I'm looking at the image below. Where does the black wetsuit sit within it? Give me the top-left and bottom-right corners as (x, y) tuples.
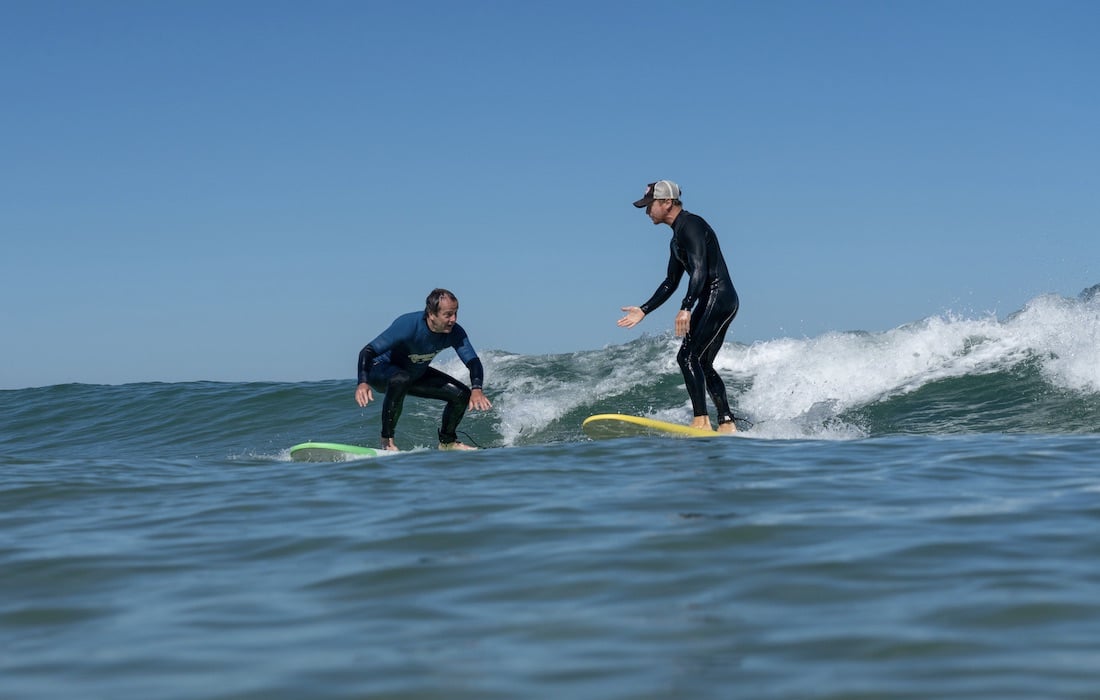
(639, 210), (739, 424)
(357, 311), (484, 444)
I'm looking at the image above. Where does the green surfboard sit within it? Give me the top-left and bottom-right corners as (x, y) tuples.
(289, 442), (381, 462)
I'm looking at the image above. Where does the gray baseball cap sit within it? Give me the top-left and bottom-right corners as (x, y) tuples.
(633, 180), (681, 208)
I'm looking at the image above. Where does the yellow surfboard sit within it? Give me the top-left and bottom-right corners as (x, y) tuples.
(581, 413), (722, 440)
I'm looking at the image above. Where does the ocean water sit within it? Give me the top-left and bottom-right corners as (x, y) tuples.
(3, 288), (1100, 699)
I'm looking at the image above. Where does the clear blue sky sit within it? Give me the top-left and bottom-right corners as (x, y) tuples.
(3, 1), (1098, 389)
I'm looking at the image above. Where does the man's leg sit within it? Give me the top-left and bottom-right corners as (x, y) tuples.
(374, 368), (411, 450)
(701, 312), (737, 431)
(676, 340), (712, 429)
(407, 367), (473, 447)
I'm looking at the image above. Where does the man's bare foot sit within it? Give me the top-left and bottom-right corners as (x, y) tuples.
(380, 438), (399, 452)
(716, 421), (737, 434)
(438, 441), (477, 451)
(690, 416), (714, 431)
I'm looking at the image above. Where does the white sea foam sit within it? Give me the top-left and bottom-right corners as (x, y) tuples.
(726, 287), (1100, 438)
(1005, 292), (1100, 392)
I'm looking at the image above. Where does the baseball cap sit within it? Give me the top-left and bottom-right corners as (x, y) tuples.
(633, 180), (681, 208)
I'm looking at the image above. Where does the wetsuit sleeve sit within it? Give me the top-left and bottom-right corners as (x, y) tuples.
(451, 325), (484, 390)
(357, 345), (378, 384)
(677, 218), (711, 311)
(465, 358), (485, 391)
(639, 250), (685, 314)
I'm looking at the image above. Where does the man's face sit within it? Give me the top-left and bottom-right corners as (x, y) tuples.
(427, 297), (458, 333)
(647, 198), (672, 224)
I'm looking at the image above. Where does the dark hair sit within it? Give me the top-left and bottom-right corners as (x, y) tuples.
(425, 288), (458, 315)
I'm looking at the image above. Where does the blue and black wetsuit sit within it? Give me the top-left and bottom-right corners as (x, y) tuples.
(639, 210), (739, 424)
(357, 311), (485, 444)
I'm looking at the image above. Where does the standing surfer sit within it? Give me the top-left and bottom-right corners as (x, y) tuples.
(618, 180), (740, 433)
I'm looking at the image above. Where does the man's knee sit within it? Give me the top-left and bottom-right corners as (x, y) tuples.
(451, 383), (472, 406)
(677, 345), (699, 369)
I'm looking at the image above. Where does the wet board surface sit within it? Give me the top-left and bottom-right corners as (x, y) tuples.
(581, 414), (723, 440)
(289, 442), (381, 462)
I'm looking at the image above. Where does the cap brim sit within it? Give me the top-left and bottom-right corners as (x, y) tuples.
(633, 196), (653, 208)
